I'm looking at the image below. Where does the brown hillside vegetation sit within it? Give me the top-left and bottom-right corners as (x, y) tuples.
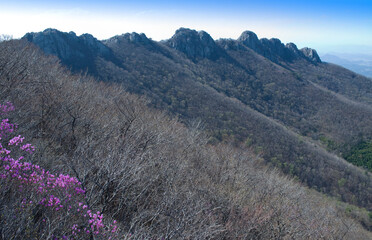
(1, 39), (372, 239)
(22, 28), (372, 209)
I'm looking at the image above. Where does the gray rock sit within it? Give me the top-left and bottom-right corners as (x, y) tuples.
(24, 28), (111, 58)
(301, 47), (321, 63)
(165, 28), (219, 60)
(23, 28), (113, 73)
(286, 42), (299, 53)
(216, 38), (245, 51)
(105, 32), (151, 45)
(259, 38), (294, 62)
(238, 31), (261, 51)
(236, 30), (321, 63)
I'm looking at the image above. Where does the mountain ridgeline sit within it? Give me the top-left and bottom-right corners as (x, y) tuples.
(23, 28), (372, 209)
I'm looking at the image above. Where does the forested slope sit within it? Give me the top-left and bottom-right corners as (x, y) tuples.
(22, 28), (372, 210)
(1, 37), (372, 239)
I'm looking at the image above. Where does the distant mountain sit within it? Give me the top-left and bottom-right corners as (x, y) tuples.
(23, 28), (372, 209)
(322, 53), (372, 78)
(23, 28), (118, 75)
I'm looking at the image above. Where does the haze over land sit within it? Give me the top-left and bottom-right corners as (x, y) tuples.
(321, 52), (372, 78)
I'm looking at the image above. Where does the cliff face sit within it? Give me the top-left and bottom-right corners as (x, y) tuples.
(236, 30), (320, 63)
(23, 27), (321, 71)
(163, 28), (321, 63)
(164, 28), (220, 60)
(23, 28), (114, 73)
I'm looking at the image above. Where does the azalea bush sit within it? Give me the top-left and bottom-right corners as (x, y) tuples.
(0, 102), (119, 239)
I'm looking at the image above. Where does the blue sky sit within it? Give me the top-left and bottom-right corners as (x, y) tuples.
(1, 0), (371, 54)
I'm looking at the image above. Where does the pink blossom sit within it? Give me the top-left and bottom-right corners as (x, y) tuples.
(1, 102), (119, 238)
(8, 135), (24, 146)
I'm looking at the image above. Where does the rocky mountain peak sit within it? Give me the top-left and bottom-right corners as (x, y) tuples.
(268, 38), (283, 48)
(105, 32), (151, 45)
(129, 33), (149, 43)
(165, 28), (219, 60)
(23, 28), (110, 58)
(23, 29), (113, 73)
(238, 31), (260, 51)
(236, 30), (321, 63)
(300, 47), (321, 63)
(24, 29), (78, 58)
(286, 42), (299, 52)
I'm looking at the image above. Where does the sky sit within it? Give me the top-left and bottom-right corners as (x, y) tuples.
(1, 0), (372, 54)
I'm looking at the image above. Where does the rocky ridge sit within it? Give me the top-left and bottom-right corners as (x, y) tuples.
(234, 30), (320, 63)
(23, 27), (321, 65)
(23, 28), (114, 73)
(164, 28), (220, 60)
(104, 32), (152, 45)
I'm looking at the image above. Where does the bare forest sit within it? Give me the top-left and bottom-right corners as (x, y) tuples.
(0, 37), (371, 239)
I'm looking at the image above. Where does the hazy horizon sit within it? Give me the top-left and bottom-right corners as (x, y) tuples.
(1, 0), (372, 54)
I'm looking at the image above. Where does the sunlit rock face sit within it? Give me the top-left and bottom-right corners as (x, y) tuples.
(165, 28), (220, 60)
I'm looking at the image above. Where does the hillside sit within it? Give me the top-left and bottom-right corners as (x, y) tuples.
(22, 28), (372, 210)
(1, 36), (372, 239)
